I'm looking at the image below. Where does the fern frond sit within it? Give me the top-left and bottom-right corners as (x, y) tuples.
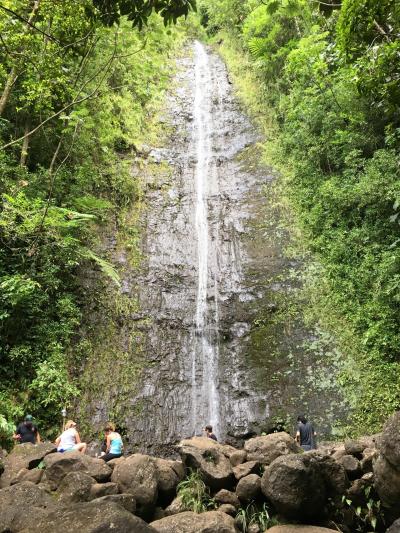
(80, 248), (121, 287)
(248, 37), (267, 59)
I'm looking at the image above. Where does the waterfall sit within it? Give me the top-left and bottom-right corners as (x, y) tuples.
(191, 41), (220, 437)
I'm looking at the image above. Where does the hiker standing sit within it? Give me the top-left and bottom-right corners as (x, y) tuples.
(296, 415), (316, 451)
(13, 414), (41, 444)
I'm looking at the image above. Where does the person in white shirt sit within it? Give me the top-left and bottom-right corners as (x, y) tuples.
(55, 420), (87, 453)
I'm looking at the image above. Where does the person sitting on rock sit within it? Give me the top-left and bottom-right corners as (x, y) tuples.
(101, 422), (123, 462)
(55, 420), (87, 453)
(13, 414), (41, 444)
(296, 415), (316, 451)
(203, 424), (217, 441)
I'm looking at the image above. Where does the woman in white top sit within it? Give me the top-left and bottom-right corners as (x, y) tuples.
(55, 420), (87, 453)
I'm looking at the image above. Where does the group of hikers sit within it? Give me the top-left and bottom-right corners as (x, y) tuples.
(13, 414), (316, 457)
(13, 415), (123, 462)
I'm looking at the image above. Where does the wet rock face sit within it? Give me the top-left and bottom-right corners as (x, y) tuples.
(83, 42), (345, 452)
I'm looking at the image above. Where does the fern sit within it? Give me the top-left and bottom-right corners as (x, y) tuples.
(80, 249), (121, 287)
(248, 37), (267, 59)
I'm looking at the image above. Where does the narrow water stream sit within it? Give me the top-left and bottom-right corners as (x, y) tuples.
(192, 41), (220, 435)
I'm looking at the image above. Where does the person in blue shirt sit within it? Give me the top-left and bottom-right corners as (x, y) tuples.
(101, 422), (123, 462)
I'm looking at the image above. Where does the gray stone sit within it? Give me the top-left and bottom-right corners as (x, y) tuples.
(214, 488), (240, 508)
(229, 449), (247, 467)
(236, 473), (261, 503)
(0, 442), (56, 488)
(244, 433), (300, 465)
(178, 438), (234, 490)
(92, 493), (136, 514)
(386, 518), (400, 532)
(380, 412), (400, 470)
(89, 481), (119, 499)
(374, 455), (400, 512)
(164, 495), (186, 516)
(218, 503), (237, 516)
(43, 452), (111, 489)
(344, 440), (366, 457)
(261, 454), (326, 520)
(19, 501), (156, 532)
(150, 510), (237, 532)
(57, 471), (96, 503)
(0, 481), (58, 532)
(111, 453), (158, 516)
(338, 454), (361, 479)
(233, 460), (259, 480)
(267, 527), (339, 533)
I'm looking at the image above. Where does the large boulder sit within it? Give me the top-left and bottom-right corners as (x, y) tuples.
(89, 481), (119, 500)
(111, 453), (158, 517)
(378, 412), (400, 469)
(233, 460), (259, 480)
(244, 433), (300, 465)
(178, 438), (234, 490)
(57, 471), (96, 503)
(93, 493), (136, 514)
(214, 488), (240, 508)
(18, 501), (157, 533)
(0, 442), (56, 488)
(374, 456), (400, 511)
(154, 458), (185, 503)
(261, 453), (347, 520)
(43, 451), (111, 489)
(236, 473), (261, 503)
(150, 510), (237, 532)
(374, 411), (400, 519)
(338, 455), (360, 479)
(0, 481), (58, 532)
(387, 518), (400, 532)
(267, 527), (339, 533)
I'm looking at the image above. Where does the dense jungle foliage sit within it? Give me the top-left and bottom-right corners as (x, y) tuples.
(0, 0), (193, 444)
(199, 0), (400, 434)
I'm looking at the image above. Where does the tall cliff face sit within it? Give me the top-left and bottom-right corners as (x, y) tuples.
(78, 42), (345, 453)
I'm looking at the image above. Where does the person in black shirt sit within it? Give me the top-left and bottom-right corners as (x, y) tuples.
(295, 415), (316, 451)
(203, 424), (217, 441)
(13, 414), (41, 444)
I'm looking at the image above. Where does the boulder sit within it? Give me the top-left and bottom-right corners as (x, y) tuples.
(360, 448), (377, 474)
(374, 455), (400, 512)
(387, 518), (400, 532)
(0, 442), (56, 487)
(179, 438), (234, 490)
(261, 453), (346, 520)
(93, 493), (136, 514)
(331, 446), (346, 462)
(344, 440), (365, 457)
(219, 503), (237, 516)
(229, 449), (247, 467)
(347, 472), (374, 506)
(155, 458), (184, 502)
(111, 453), (158, 516)
(244, 433), (300, 465)
(0, 481), (58, 532)
(214, 488), (240, 508)
(150, 510), (237, 532)
(338, 455), (361, 479)
(233, 460), (260, 480)
(267, 527), (339, 533)
(89, 481), (119, 499)
(57, 471), (96, 504)
(236, 473), (261, 503)
(107, 456), (126, 470)
(379, 412), (400, 469)
(164, 495), (186, 516)
(43, 452), (111, 489)
(18, 500), (156, 533)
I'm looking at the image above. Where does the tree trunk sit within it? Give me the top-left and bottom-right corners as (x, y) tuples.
(0, 0), (41, 116)
(20, 119), (31, 166)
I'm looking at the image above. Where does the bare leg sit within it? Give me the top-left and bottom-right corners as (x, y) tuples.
(75, 442), (87, 454)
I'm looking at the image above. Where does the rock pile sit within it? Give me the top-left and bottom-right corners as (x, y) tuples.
(0, 415), (399, 533)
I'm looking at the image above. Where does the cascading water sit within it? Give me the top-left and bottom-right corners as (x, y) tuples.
(191, 41), (220, 436)
(85, 39), (337, 455)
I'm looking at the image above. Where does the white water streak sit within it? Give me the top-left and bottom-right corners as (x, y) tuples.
(191, 41), (220, 437)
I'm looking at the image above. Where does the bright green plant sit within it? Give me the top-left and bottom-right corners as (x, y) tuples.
(176, 469), (216, 513)
(236, 502), (279, 532)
